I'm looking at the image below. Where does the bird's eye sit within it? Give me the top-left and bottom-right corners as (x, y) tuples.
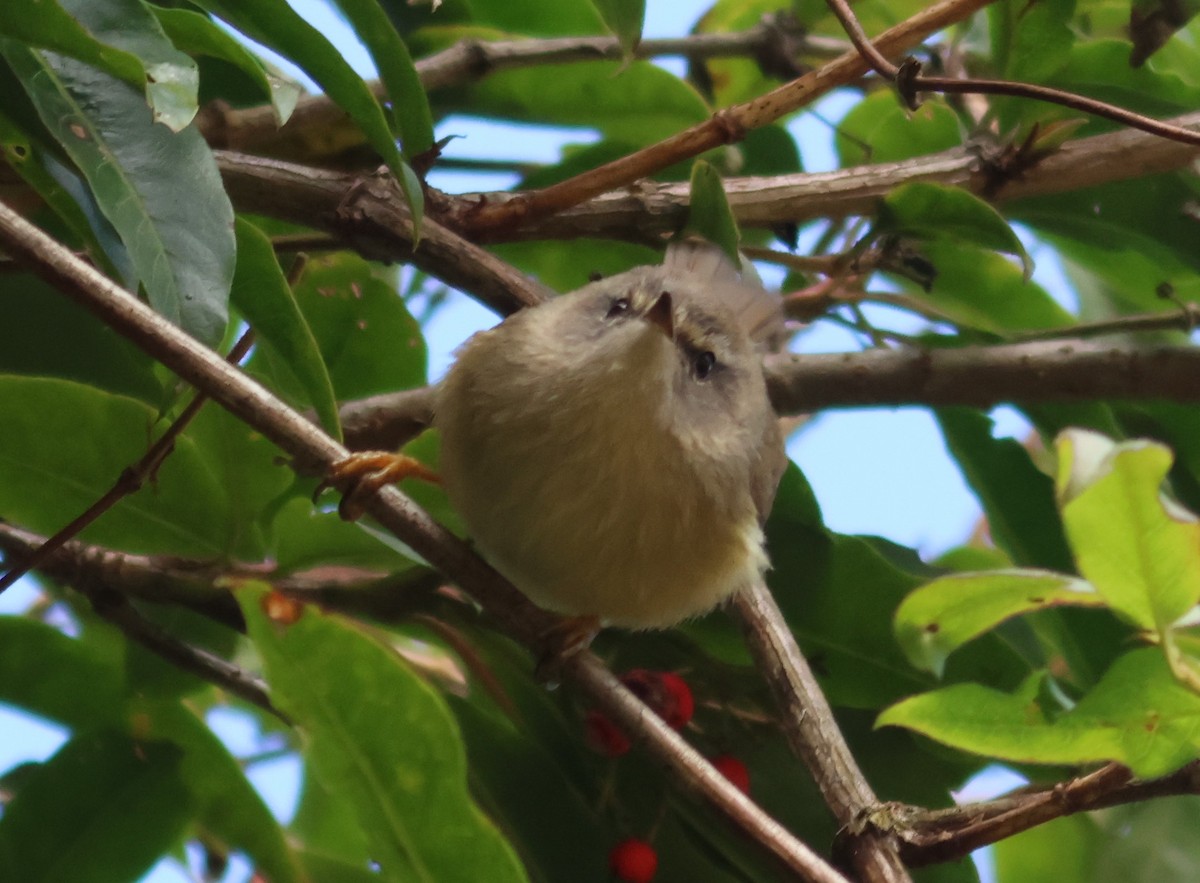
(693, 350), (716, 380)
(606, 297), (631, 319)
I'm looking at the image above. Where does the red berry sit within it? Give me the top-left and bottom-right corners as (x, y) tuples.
(658, 672), (694, 730)
(609, 838), (658, 883)
(584, 710), (630, 757)
(619, 670), (694, 730)
(711, 754), (751, 795)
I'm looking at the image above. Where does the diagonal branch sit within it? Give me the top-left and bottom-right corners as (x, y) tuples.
(198, 16), (848, 161)
(0, 199), (850, 883)
(451, 0), (995, 236)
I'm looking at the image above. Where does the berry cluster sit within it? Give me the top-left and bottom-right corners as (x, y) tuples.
(587, 669), (753, 881)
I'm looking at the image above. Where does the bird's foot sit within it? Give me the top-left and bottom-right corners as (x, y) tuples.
(534, 614), (601, 685)
(319, 451), (440, 520)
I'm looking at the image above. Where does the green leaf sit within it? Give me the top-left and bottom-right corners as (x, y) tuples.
(328, 0), (433, 155)
(836, 92), (963, 167)
(139, 703), (304, 883)
(0, 730), (192, 883)
(896, 239), (1071, 334)
(0, 0), (145, 88)
(995, 815), (1101, 883)
(1055, 429), (1200, 631)
(992, 0), (1076, 82)
(247, 252), (427, 402)
(590, 0), (645, 54)
(55, 0), (200, 132)
(239, 585), (530, 883)
(684, 159), (740, 262)
(188, 0), (420, 224)
(0, 618), (125, 728)
(3, 43), (233, 345)
(880, 648), (1200, 776)
(152, 6), (300, 125)
(937, 407), (1073, 571)
(894, 569), (1103, 675)
(0, 375), (237, 557)
(0, 272), (161, 403)
(232, 219), (341, 440)
(877, 182), (1033, 279)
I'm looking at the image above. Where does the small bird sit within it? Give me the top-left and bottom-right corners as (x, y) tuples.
(434, 242), (786, 629)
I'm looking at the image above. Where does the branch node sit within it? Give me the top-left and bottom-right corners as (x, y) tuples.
(894, 56), (923, 110)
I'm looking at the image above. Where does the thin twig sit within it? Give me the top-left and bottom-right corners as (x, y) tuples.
(0, 199), (849, 883)
(453, 0), (994, 236)
(197, 17), (847, 158)
(822, 0), (1200, 147)
(84, 584), (283, 720)
(889, 761), (1200, 865)
(0, 328), (257, 596)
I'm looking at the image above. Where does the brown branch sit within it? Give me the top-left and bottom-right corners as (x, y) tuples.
(735, 583), (911, 883)
(824, 0), (1200, 147)
(216, 153), (548, 315)
(452, 0), (994, 237)
(213, 107), (1200, 285)
(339, 386), (436, 452)
(80, 582), (281, 720)
(198, 17), (848, 160)
(333, 339), (1200, 451)
(913, 74), (1200, 147)
(479, 109), (1200, 243)
(0, 200), (849, 883)
(891, 760), (1200, 865)
(764, 340), (1200, 413)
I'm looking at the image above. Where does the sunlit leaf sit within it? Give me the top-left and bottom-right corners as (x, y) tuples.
(894, 569), (1102, 675)
(1055, 430), (1200, 632)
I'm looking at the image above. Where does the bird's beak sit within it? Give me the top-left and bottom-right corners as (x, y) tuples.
(642, 291), (674, 340)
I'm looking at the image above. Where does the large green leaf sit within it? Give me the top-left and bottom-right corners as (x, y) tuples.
(1055, 430), (1200, 632)
(836, 92), (963, 167)
(248, 252), (427, 402)
(0, 375), (236, 557)
(894, 569), (1102, 675)
(55, 0), (199, 132)
(239, 585), (530, 883)
(3, 43), (233, 345)
(0, 0), (145, 87)
(895, 240), (1071, 333)
(0, 729), (193, 883)
(0, 618), (125, 729)
(2, 0), (197, 130)
(879, 648), (1200, 776)
(139, 703), (304, 883)
(0, 273), (161, 403)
